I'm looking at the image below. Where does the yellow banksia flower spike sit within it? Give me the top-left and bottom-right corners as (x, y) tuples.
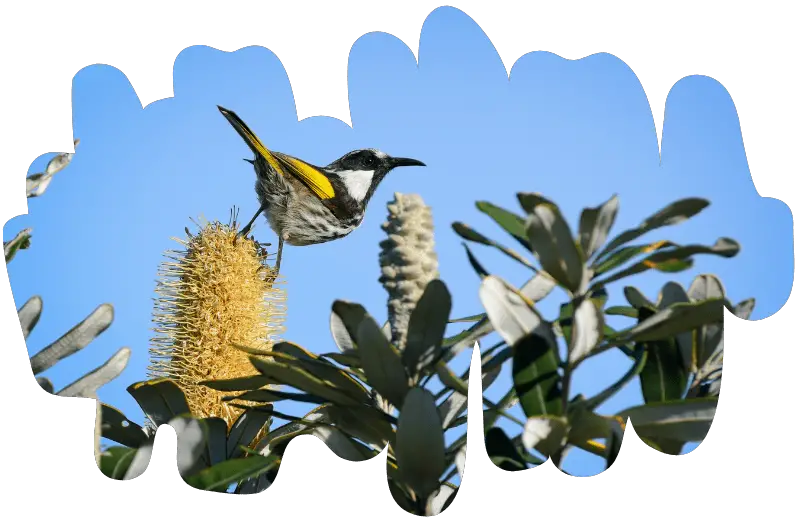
(148, 210), (286, 429)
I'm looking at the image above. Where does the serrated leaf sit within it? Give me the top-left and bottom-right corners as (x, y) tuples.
(395, 387), (446, 498)
(57, 347), (131, 398)
(579, 194), (620, 259)
(595, 198), (710, 261)
(356, 316), (409, 409)
(29, 303), (114, 375)
(404, 279), (452, 375)
(485, 426), (527, 471)
(17, 295), (43, 339)
(525, 204), (587, 293)
(127, 379), (191, 427)
(185, 454), (279, 492)
(330, 300), (368, 352)
(512, 332), (562, 418)
(618, 398), (717, 442)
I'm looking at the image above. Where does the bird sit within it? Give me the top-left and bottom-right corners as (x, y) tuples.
(217, 105), (426, 277)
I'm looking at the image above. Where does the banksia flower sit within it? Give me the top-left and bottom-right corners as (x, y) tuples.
(148, 212), (286, 428)
(378, 192), (439, 351)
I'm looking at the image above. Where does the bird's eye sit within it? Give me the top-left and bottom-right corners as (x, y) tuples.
(365, 154), (376, 166)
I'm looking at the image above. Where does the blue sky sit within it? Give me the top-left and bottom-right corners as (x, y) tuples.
(4, 6), (793, 480)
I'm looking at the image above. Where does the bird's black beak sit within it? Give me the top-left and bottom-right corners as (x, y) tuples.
(389, 157), (426, 168)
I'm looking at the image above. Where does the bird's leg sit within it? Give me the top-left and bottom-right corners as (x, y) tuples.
(239, 205), (265, 236)
(273, 238), (284, 278)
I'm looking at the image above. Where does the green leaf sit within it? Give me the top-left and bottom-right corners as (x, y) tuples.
(479, 275), (549, 347)
(201, 375), (275, 391)
(395, 387), (446, 498)
(578, 194), (620, 259)
(687, 273), (726, 301)
(525, 203), (587, 293)
(356, 316), (410, 409)
(605, 418), (624, 469)
(320, 351), (362, 369)
(4, 228), (32, 263)
(98, 446), (139, 480)
(637, 310), (688, 404)
(17, 295), (43, 340)
(593, 238), (739, 289)
(512, 332), (562, 418)
(583, 349), (648, 410)
(57, 347), (131, 398)
(127, 378), (191, 427)
(37, 377), (54, 393)
(185, 454), (280, 492)
(404, 279), (452, 375)
(475, 200), (530, 247)
(592, 241), (677, 276)
(170, 416), (210, 477)
(200, 417), (229, 467)
(605, 306), (639, 318)
(452, 222), (536, 270)
(618, 398), (717, 443)
(269, 342), (369, 402)
(462, 242), (490, 278)
(449, 313), (484, 323)
(517, 192), (558, 214)
(227, 408), (272, 459)
(99, 403), (149, 449)
(605, 298), (725, 346)
(521, 416), (568, 458)
(249, 357), (362, 407)
(29, 303), (114, 375)
(330, 300), (368, 352)
(595, 198), (711, 261)
(485, 426), (527, 471)
(624, 286), (656, 310)
(320, 403), (394, 448)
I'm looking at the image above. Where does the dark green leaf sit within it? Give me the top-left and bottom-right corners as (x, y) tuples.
(733, 298), (756, 320)
(592, 241), (676, 276)
(617, 397), (717, 442)
(330, 300), (369, 352)
(485, 427), (527, 471)
(517, 192), (558, 214)
(227, 408), (272, 459)
(4, 228), (32, 263)
(249, 357), (362, 407)
(637, 324), (688, 403)
(449, 313), (484, 323)
(185, 454), (279, 492)
(525, 203), (586, 293)
(98, 446), (139, 480)
(404, 279), (452, 375)
(127, 378), (191, 427)
(356, 316), (410, 409)
(99, 403), (149, 448)
(452, 222), (536, 270)
(605, 306), (639, 318)
(594, 198), (710, 261)
(395, 387), (446, 498)
(605, 299), (725, 346)
(605, 419), (624, 469)
(462, 243), (489, 278)
(476, 200), (530, 247)
(512, 333), (562, 418)
(201, 375), (275, 391)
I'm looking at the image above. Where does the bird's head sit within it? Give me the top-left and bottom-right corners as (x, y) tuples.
(326, 148), (425, 205)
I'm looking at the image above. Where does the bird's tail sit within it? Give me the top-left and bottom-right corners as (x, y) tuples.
(217, 106), (285, 175)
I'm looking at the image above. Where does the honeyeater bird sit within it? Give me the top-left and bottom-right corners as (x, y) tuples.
(217, 105), (425, 275)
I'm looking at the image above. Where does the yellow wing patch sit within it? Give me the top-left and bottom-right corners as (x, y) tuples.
(273, 152), (336, 200)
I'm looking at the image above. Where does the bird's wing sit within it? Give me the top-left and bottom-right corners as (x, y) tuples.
(272, 152), (336, 201)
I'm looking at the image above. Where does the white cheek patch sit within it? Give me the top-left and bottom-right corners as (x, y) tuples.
(338, 170), (375, 202)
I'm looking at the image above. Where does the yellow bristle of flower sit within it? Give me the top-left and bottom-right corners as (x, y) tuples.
(147, 213), (286, 433)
